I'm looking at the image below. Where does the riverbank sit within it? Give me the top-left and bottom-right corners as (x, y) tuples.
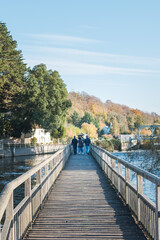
(0, 144), (64, 158)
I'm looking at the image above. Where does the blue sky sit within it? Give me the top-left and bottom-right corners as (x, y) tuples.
(1, 0), (160, 114)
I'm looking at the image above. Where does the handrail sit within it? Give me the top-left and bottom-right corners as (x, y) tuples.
(0, 144), (71, 240)
(100, 146), (160, 184)
(90, 144), (160, 240)
(0, 152), (58, 220)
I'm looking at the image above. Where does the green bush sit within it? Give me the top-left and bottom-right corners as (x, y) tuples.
(110, 138), (121, 151)
(31, 137), (37, 145)
(101, 140), (114, 151)
(94, 138), (121, 151)
(139, 139), (160, 150)
(94, 140), (100, 146)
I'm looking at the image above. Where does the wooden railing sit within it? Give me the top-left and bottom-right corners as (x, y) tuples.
(91, 144), (160, 240)
(0, 144), (71, 240)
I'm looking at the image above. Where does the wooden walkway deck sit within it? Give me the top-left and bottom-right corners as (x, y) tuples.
(25, 154), (147, 240)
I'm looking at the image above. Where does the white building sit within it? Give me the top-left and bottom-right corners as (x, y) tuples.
(21, 128), (51, 144)
(34, 128), (51, 144)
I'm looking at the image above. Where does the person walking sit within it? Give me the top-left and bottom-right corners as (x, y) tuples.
(78, 136), (84, 154)
(84, 135), (91, 154)
(71, 136), (78, 155)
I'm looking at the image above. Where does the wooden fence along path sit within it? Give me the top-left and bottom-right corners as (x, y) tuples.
(25, 154), (146, 240)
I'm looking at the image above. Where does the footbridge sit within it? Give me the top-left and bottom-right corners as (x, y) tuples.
(138, 125), (160, 136)
(0, 144), (160, 239)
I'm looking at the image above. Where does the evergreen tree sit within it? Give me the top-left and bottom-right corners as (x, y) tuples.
(0, 22), (27, 137)
(80, 112), (93, 126)
(0, 22), (27, 112)
(13, 64), (72, 138)
(71, 111), (81, 127)
(92, 117), (100, 129)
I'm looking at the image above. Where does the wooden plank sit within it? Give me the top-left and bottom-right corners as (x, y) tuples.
(25, 154), (147, 240)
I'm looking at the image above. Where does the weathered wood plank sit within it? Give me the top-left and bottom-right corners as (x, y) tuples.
(25, 154), (147, 240)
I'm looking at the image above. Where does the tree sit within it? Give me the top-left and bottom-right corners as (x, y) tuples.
(0, 22), (27, 112)
(110, 117), (120, 135)
(66, 124), (81, 139)
(127, 115), (135, 133)
(71, 111), (81, 127)
(134, 115), (143, 129)
(117, 115), (129, 134)
(19, 64), (72, 138)
(0, 63), (71, 138)
(80, 112), (94, 126)
(81, 122), (98, 138)
(0, 22), (27, 138)
(92, 117), (100, 129)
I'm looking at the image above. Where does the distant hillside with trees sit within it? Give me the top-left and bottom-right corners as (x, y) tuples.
(66, 91), (160, 140)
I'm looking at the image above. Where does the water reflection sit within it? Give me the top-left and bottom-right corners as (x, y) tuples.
(113, 150), (160, 203)
(0, 154), (54, 194)
(113, 150), (160, 174)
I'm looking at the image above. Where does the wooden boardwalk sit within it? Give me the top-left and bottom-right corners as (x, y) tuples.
(25, 154), (147, 240)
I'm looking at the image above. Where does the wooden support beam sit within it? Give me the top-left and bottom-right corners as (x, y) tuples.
(137, 174), (143, 222)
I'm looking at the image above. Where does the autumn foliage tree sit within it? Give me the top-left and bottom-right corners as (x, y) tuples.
(67, 92), (158, 138)
(81, 122), (98, 138)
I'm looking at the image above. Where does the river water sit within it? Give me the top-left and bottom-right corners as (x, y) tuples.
(113, 150), (160, 203)
(0, 153), (56, 206)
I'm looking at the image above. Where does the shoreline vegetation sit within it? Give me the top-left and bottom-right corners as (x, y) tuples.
(94, 137), (121, 152)
(94, 137), (160, 152)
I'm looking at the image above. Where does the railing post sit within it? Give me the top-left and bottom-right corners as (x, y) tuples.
(25, 178), (32, 228)
(6, 193), (14, 240)
(50, 158), (53, 171)
(45, 164), (49, 196)
(108, 156), (111, 166)
(36, 169), (42, 207)
(112, 158), (115, 184)
(104, 152), (108, 175)
(107, 156), (111, 180)
(137, 174), (143, 222)
(45, 163), (48, 176)
(102, 152), (105, 171)
(112, 158), (115, 169)
(125, 167), (130, 205)
(156, 184), (160, 240)
(118, 162), (122, 194)
(106, 154), (109, 177)
(62, 148), (65, 164)
(98, 149), (101, 166)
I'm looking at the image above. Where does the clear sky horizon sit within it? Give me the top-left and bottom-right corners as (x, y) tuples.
(1, 0), (160, 115)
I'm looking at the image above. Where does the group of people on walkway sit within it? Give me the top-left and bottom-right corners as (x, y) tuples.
(71, 135), (91, 155)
